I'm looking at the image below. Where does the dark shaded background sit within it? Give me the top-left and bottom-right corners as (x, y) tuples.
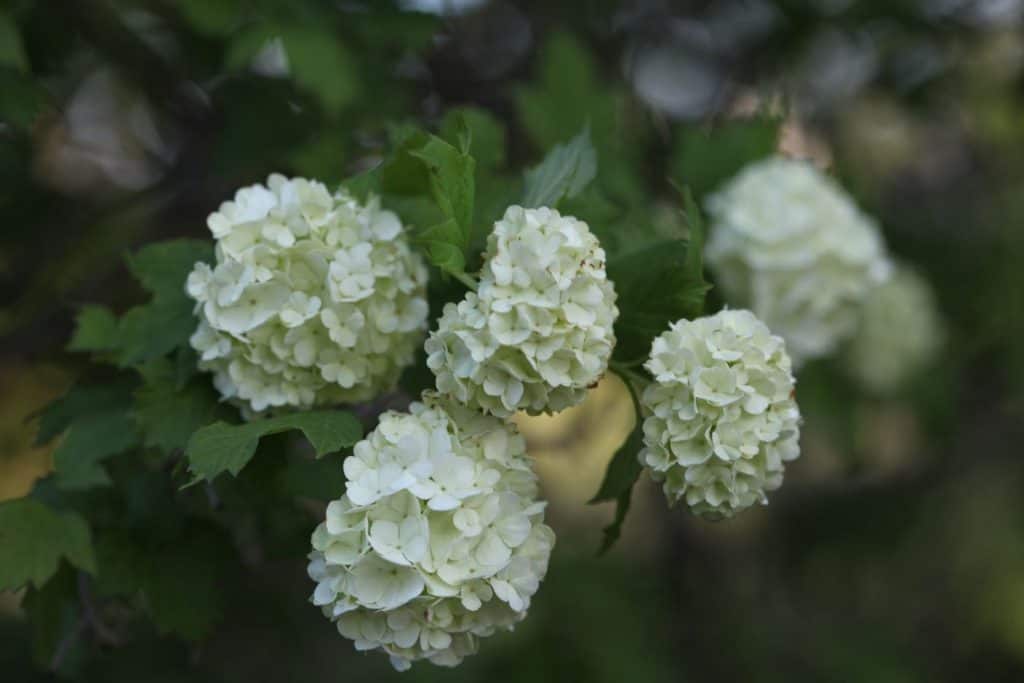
(2, 0), (1024, 681)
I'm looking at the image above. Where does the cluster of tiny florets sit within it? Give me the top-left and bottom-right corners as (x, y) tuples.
(185, 175), (429, 414)
(425, 205), (618, 417)
(705, 157), (891, 366)
(640, 309), (801, 518)
(307, 394), (554, 670)
(845, 266), (943, 395)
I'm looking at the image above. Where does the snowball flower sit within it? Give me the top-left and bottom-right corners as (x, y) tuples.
(639, 309), (801, 518)
(845, 266), (943, 394)
(705, 157), (891, 366)
(186, 175), (429, 414)
(307, 393), (555, 671)
(425, 206), (618, 417)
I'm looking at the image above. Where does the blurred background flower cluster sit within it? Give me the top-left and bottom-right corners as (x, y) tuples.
(2, 0), (1023, 680)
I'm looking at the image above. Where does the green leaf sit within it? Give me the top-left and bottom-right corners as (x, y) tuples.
(522, 127), (597, 209)
(143, 528), (228, 640)
(598, 479), (635, 557)
(609, 190), (711, 363)
(423, 235), (466, 274)
(94, 526), (230, 640)
(35, 379), (141, 489)
(35, 380), (137, 446)
(441, 107), (505, 169)
(672, 117), (780, 200)
(92, 532), (147, 599)
(410, 134), (476, 249)
(516, 33), (614, 151)
(53, 410), (140, 489)
(117, 239), (213, 366)
(126, 239), (212, 297)
(0, 69), (47, 129)
(134, 359), (222, 454)
(67, 305), (119, 353)
(21, 567), (80, 670)
(281, 25), (359, 116)
(177, 0), (239, 36)
(186, 411), (363, 482)
(591, 421), (645, 556)
(0, 498), (97, 590)
(341, 165), (381, 201)
(589, 426), (644, 505)
(0, 12), (28, 73)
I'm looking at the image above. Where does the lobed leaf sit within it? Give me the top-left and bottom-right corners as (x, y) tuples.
(281, 25), (360, 116)
(672, 116), (780, 200)
(0, 499), (96, 591)
(67, 305), (119, 353)
(609, 190), (711, 363)
(411, 133), (476, 250)
(134, 359), (223, 454)
(35, 379), (141, 490)
(522, 127), (597, 209)
(69, 239), (212, 368)
(186, 411), (363, 482)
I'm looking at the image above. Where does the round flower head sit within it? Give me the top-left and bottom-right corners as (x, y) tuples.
(307, 393), (555, 671)
(640, 309), (801, 518)
(425, 206), (618, 417)
(186, 175), (429, 414)
(705, 157), (891, 366)
(845, 266), (943, 395)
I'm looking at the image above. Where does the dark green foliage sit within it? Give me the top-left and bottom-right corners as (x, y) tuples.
(610, 190), (711, 364)
(671, 117), (781, 200)
(185, 411), (363, 483)
(522, 127), (597, 209)
(0, 499), (96, 590)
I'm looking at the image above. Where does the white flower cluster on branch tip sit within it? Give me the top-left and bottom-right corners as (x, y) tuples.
(705, 157), (891, 366)
(845, 266), (943, 395)
(307, 394), (554, 671)
(426, 206), (619, 418)
(185, 175), (429, 414)
(640, 309), (801, 519)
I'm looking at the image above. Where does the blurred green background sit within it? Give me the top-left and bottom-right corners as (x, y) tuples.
(2, 0), (1024, 681)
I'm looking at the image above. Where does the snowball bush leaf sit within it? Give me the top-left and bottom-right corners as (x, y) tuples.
(0, 499), (96, 591)
(609, 190), (711, 363)
(66, 305), (119, 353)
(589, 422), (644, 555)
(38, 379), (140, 490)
(118, 240), (214, 366)
(672, 117), (781, 200)
(134, 359), (223, 454)
(522, 127), (597, 209)
(186, 410), (363, 482)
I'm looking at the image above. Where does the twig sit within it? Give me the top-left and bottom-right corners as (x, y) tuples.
(205, 481), (223, 510)
(49, 616), (86, 672)
(77, 572), (121, 646)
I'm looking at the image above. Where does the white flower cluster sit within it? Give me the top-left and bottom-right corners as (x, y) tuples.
(307, 394), (555, 671)
(426, 206), (618, 417)
(845, 266), (943, 395)
(640, 309), (801, 518)
(186, 175), (429, 414)
(705, 157), (891, 366)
